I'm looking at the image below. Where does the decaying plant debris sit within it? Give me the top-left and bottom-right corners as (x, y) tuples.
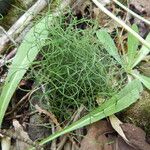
(0, 0), (150, 150)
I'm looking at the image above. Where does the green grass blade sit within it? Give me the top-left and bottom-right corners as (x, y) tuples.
(132, 33), (150, 68)
(127, 24), (139, 69)
(132, 72), (150, 90)
(29, 79), (142, 149)
(0, 15), (53, 126)
(96, 29), (122, 66)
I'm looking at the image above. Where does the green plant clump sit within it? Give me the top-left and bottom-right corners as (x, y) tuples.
(30, 16), (123, 120)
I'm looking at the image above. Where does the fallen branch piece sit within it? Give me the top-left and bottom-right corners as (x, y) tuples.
(0, 0), (48, 52)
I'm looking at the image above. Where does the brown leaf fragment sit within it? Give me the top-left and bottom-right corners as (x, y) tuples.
(129, 0), (150, 16)
(80, 120), (114, 150)
(117, 136), (136, 150)
(13, 119), (32, 150)
(129, 0), (150, 37)
(107, 134), (136, 150)
(109, 115), (129, 142)
(80, 120), (150, 150)
(13, 119), (42, 150)
(121, 123), (150, 150)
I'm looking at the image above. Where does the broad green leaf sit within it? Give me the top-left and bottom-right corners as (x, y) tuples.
(0, 14), (53, 126)
(127, 24), (139, 69)
(132, 33), (150, 68)
(29, 80), (142, 149)
(96, 29), (122, 65)
(132, 71), (150, 89)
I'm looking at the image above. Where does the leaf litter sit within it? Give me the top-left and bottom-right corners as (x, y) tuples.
(80, 120), (150, 150)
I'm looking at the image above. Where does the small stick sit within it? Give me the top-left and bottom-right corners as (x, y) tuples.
(36, 105), (83, 150)
(0, 26), (17, 46)
(57, 105), (85, 150)
(0, 48), (17, 67)
(0, 0), (48, 52)
(57, 136), (68, 150)
(35, 105), (61, 130)
(72, 105), (85, 122)
(51, 123), (57, 150)
(5, 92), (30, 116)
(5, 111), (38, 120)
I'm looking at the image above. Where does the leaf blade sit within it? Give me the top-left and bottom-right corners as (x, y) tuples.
(132, 33), (150, 68)
(0, 15), (53, 126)
(127, 24), (139, 68)
(132, 72), (150, 89)
(96, 29), (122, 65)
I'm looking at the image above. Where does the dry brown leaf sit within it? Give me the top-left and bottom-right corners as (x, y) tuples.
(80, 120), (150, 150)
(109, 115), (129, 142)
(129, 0), (150, 16)
(121, 123), (150, 150)
(80, 120), (114, 150)
(13, 119), (32, 150)
(116, 136), (136, 150)
(129, 0), (150, 37)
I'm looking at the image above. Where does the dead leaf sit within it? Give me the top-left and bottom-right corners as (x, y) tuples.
(80, 120), (114, 150)
(13, 119), (32, 150)
(80, 120), (150, 150)
(129, 0), (150, 37)
(121, 123), (150, 150)
(129, 0), (150, 16)
(116, 136), (136, 150)
(109, 115), (129, 142)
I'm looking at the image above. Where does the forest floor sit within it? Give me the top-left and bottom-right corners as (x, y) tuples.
(0, 0), (150, 150)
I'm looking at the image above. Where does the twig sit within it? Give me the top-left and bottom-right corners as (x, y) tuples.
(0, 48), (17, 67)
(0, 0), (48, 52)
(51, 123), (57, 150)
(57, 105), (85, 150)
(35, 105), (61, 130)
(5, 92), (30, 116)
(57, 136), (68, 150)
(35, 104), (84, 150)
(71, 144), (75, 150)
(5, 111), (38, 120)
(0, 26), (17, 46)
(0, 24), (33, 68)
(5, 48), (17, 60)
(0, 51), (15, 66)
(72, 105), (86, 122)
